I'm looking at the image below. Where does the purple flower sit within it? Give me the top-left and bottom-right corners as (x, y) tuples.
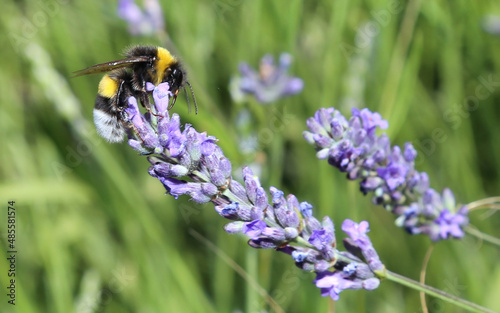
(314, 271), (356, 301)
(153, 82), (172, 115)
(312, 219), (383, 300)
(313, 267), (380, 301)
(377, 160), (408, 191)
(341, 219), (384, 273)
(434, 209), (468, 240)
(352, 108), (388, 131)
(243, 220), (267, 238)
(304, 107), (469, 241)
(342, 219), (370, 241)
(125, 97), (160, 149)
(117, 0), (165, 36)
(118, 83), (383, 301)
(231, 53), (304, 103)
(309, 229), (334, 250)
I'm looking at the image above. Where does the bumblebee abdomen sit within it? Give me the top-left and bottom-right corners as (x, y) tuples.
(93, 94), (126, 143)
(98, 74), (120, 99)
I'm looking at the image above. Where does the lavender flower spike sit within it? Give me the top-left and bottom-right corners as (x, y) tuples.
(304, 107), (469, 241)
(230, 53), (304, 103)
(122, 83), (384, 300)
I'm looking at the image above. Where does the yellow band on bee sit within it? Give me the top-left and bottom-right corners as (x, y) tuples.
(98, 75), (119, 98)
(155, 47), (176, 85)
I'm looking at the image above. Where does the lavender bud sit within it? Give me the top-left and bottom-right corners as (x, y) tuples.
(292, 250), (308, 263)
(224, 221), (244, 234)
(284, 227), (299, 240)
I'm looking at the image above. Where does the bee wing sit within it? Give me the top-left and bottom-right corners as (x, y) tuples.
(72, 56), (153, 77)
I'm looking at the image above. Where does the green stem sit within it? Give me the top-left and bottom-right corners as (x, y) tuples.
(385, 270), (498, 313)
(466, 196), (500, 210)
(465, 226), (500, 247)
(245, 248), (259, 313)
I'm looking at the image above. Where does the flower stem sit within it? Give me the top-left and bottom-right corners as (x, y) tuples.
(465, 226), (500, 247)
(466, 196), (500, 211)
(385, 270), (498, 313)
(245, 248), (259, 313)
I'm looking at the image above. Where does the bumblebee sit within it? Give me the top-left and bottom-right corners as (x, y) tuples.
(74, 45), (196, 143)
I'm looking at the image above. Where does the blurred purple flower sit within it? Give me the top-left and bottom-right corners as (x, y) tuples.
(118, 0), (165, 36)
(304, 107), (469, 241)
(231, 53), (304, 103)
(482, 15), (500, 36)
(120, 82), (384, 301)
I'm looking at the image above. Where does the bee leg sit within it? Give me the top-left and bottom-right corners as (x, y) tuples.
(123, 115), (146, 143)
(140, 92), (165, 118)
(115, 80), (129, 110)
(137, 81), (163, 117)
(139, 92), (151, 109)
(167, 91), (179, 110)
(113, 82), (147, 143)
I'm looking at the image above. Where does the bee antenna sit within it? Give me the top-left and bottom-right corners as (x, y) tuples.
(184, 86), (191, 114)
(185, 81), (198, 114)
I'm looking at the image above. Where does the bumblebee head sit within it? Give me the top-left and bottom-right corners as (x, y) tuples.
(163, 63), (186, 106)
(165, 64), (185, 91)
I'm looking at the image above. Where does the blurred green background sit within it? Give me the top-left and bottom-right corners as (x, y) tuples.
(0, 0), (499, 312)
